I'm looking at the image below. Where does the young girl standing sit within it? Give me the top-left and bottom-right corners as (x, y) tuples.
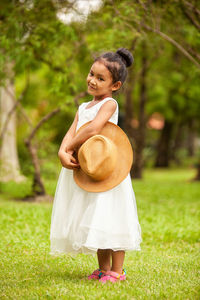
(50, 48), (142, 283)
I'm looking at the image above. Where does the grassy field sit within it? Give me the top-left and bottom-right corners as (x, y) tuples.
(0, 168), (199, 299)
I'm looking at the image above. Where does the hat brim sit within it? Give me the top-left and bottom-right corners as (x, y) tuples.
(73, 121), (133, 192)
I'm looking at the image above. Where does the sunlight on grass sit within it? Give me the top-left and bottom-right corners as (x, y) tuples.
(0, 168), (199, 299)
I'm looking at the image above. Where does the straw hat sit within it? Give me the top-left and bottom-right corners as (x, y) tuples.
(73, 121), (133, 192)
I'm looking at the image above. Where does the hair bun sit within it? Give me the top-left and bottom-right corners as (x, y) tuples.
(116, 48), (134, 67)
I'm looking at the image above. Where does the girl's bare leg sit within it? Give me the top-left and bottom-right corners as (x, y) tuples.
(97, 249), (111, 271)
(111, 250), (125, 274)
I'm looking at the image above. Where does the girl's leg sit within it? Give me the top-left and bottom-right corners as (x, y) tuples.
(111, 250), (125, 274)
(97, 249), (111, 271)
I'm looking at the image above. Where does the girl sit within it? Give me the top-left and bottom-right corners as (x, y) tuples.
(50, 48), (142, 283)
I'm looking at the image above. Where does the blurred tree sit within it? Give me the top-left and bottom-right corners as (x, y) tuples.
(1, 0), (199, 187)
(0, 63), (26, 182)
(129, 40), (149, 178)
(153, 49), (200, 167)
(85, 0), (200, 176)
(0, 0), (88, 188)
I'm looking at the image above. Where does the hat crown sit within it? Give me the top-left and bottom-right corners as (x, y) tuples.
(78, 135), (117, 181)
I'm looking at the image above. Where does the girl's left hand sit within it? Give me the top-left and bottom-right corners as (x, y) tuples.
(58, 149), (80, 170)
(67, 149), (74, 155)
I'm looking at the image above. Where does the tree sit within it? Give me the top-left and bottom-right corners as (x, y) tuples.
(0, 66), (25, 182)
(85, 0), (200, 176)
(0, 0), (88, 189)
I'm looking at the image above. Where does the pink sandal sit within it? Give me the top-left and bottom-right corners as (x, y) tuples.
(87, 268), (106, 280)
(99, 269), (126, 283)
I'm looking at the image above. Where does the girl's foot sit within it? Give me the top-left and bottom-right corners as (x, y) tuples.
(99, 269), (126, 283)
(87, 268), (106, 280)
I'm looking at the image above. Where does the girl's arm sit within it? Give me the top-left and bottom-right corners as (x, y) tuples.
(58, 111), (80, 169)
(66, 100), (117, 152)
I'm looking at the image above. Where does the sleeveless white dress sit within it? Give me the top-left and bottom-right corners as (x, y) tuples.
(50, 97), (142, 257)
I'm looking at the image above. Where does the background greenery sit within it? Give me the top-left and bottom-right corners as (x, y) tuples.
(1, 0), (200, 188)
(0, 1), (200, 298)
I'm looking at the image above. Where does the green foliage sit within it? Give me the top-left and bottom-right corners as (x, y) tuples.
(1, 0), (200, 181)
(0, 179), (32, 199)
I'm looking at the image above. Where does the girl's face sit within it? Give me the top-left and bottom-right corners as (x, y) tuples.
(87, 61), (121, 100)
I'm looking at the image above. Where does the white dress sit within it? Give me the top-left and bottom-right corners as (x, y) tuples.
(50, 97), (142, 257)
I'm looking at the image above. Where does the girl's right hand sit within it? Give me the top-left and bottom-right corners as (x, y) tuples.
(58, 150), (80, 170)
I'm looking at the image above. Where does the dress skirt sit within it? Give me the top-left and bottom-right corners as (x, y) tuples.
(50, 167), (142, 257)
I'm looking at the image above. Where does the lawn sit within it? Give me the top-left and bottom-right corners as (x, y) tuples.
(0, 168), (199, 299)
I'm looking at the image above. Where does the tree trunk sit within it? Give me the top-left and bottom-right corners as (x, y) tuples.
(124, 72), (134, 137)
(132, 42), (148, 179)
(170, 122), (184, 165)
(123, 64), (137, 178)
(193, 161), (200, 181)
(25, 140), (46, 195)
(24, 108), (60, 196)
(155, 120), (173, 167)
(0, 76), (25, 182)
(187, 119), (195, 157)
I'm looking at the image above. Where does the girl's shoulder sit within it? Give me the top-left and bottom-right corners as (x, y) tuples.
(79, 97), (118, 107)
(100, 97), (118, 111)
(102, 97), (118, 106)
(97, 97), (118, 109)
(78, 97), (118, 113)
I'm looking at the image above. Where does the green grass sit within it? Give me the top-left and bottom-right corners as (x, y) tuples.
(0, 168), (199, 299)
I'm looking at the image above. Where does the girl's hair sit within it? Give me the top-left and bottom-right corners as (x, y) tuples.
(94, 48), (134, 84)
